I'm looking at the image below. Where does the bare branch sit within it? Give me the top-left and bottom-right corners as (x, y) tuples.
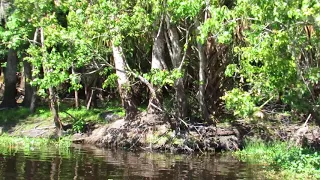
(178, 23), (194, 70)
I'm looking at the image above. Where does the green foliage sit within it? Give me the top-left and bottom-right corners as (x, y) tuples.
(103, 73), (118, 89)
(62, 107), (104, 123)
(1, 0), (319, 124)
(167, 0), (204, 22)
(0, 103), (118, 133)
(235, 140), (320, 179)
(69, 73), (82, 91)
(104, 100), (126, 117)
(200, 0), (320, 118)
(72, 118), (86, 133)
(222, 88), (258, 117)
(143, 68), (183, 87)
(0, 134), (72, 152)
(0, 107), (30, 125)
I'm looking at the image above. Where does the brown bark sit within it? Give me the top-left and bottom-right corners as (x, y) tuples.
(0, 49), (18, 108)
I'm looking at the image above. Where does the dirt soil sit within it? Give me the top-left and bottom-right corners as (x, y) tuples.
(70, 112), (320, 152)
(4, 111), (320, 152)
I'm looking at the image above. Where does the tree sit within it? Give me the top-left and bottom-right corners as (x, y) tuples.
(0, 48), (18, 108)
(195, 17), (210, 124)
(22, 60), (36, 112)
(202, 0), (320, 121)
(148, 13), (167, 113)
(165, 15), (188, 124)
(112, 43), (138, 120)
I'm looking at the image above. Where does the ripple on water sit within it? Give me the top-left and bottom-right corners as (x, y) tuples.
(0, 145), (268, 180)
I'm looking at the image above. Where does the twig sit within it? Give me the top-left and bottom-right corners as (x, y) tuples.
(178, 23), (194, 70)
(34, 126), (56, 130)
(193, 126), (203, 139)
(34, 122), (43, 129)
(63, 111), (78, 122)
(303, 114), (312, 127)
(82, 64), (107, 75)
(129, 127), (148, 150)
(196, 143), (204, 154)
(259, 96), (274, 109)
(150, 102), (190, 130)
(156, 13), (164, 39)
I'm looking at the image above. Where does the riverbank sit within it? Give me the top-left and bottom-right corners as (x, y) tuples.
(1, 106), (320, 152)
(0, 106), (320, 179)
(72, 112), (320, 153)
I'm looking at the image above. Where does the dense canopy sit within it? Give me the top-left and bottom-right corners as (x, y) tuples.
(0, 0), (319, 130)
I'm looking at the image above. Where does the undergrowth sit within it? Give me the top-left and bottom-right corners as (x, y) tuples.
(234, 139), (320, 179)
(0, 100), (126, 133)
(0, 134), (72, 155)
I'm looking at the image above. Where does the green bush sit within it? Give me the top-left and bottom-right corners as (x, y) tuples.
(222, 88), (259, 118)
(235, 140), (320, 179)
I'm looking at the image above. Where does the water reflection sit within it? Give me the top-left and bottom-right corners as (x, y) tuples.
(0, 144), (266, 180)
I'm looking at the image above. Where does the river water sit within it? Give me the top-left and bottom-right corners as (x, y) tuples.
(0, 144), (267, 180)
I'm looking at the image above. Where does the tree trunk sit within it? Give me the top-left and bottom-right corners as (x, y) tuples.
(22, 60), (37, 113)
(86, 77), (97, 110)
(195, 18), (211, 124)
(48, 86), (62, 130)
(165, 16), (187, 124)
(152, 19), (167, 70)
(148, 19), (166, 113)
(112, 43), (138, 120)
(27, 28), (40, 113)
(71, 64), (79, 108)
(85, 83), (90, 106)
(40, 27), (62, 130)
(0, 49), (18, 108)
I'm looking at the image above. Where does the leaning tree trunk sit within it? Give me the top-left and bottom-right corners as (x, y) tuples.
(195, 18), (210, 124)
(86, 77), (97, 110)
(40, 27), (62, 130)
(112, 43), (138, 120)
(165, 15), (187, 129)
(148, 18), (167, 113)
(0, 49), (18, 108)
(83, 73), (97, 110)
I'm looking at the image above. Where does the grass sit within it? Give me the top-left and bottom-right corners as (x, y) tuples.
(234, 139), (320, 179)
(0, 134), (72, 155)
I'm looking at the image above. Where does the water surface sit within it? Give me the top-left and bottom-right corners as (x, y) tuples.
(0, 144), (267, 180)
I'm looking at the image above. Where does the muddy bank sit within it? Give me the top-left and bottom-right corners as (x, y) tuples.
(75, 120), (240, 152)
(70, 113), (320, 152)
(4, 111), (320, 152)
